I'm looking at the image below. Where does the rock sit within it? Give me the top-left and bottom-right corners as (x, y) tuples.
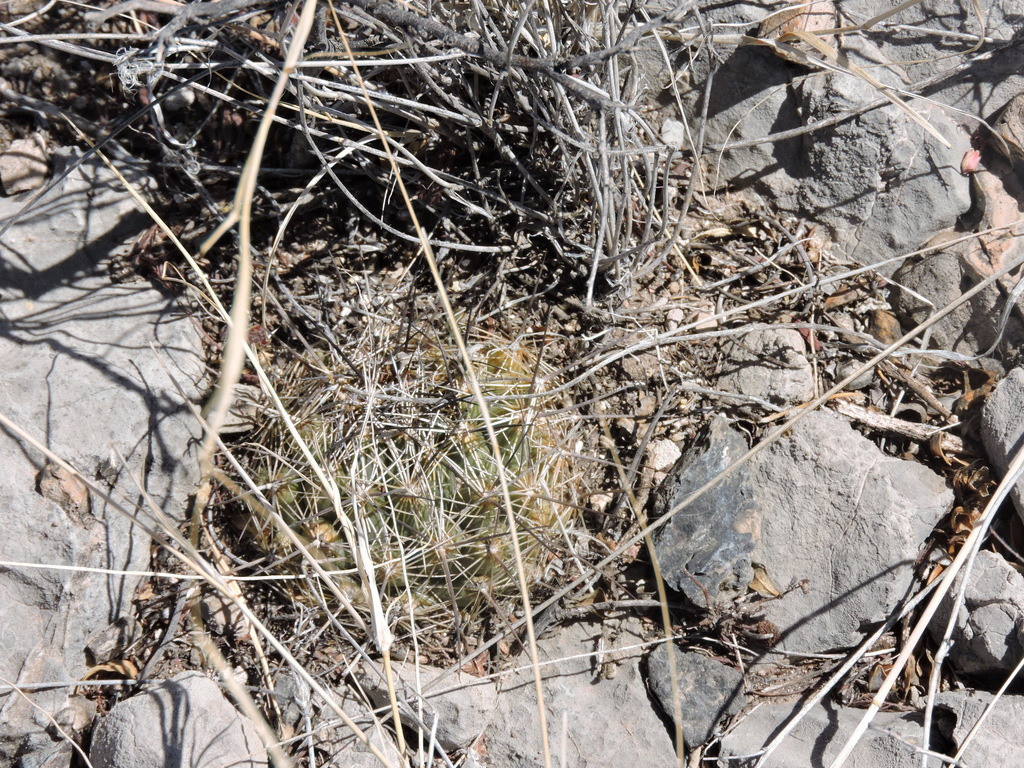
(660, 118), (687, 149)
(981, 367), (1024, 523)
(676, 26), (969, 267)
(655, 411), (952, 652)
(890, 245), (1020, 361)
(653, 417), (757, 606)
(16, 742), (73, 768)
(646, 645), (746, 748)
(273, 669), (311, 739)
(720, 696), (923, 767)
(355, 661), (498, 752)
(716, 327), (815, 407)
(315, 685), (403, 768)
(90, 672), (268, 768)
(84, 617), (140, 667)
(0, 149), (204, 761)
(666, 3), (1024, 270)
(200, 592), (247, 639)
(932, 550), (1024, 679)
(483, 619), (676, 767)
(935, 691), (1024, 767)
(647, 438), (682, 473)
(750, 410), (951, 652)
(0, 134), (49, 194)
(820, 0), (1024, 112)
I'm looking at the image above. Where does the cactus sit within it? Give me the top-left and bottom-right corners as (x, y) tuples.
(246, 326), (577, 634)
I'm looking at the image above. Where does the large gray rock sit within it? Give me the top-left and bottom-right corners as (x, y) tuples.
(314, 684), (404, 768)
(656, 411), (952, 653)
(677, 25), (969, 267)
(483, 619), (676, 767)
(890, 244), (1020, 361)
(355, 661), (497, 752)
(932, 550), (1024, 679)
(90, 672), (268, 768)
(982, 367), (1024, 524)
(0, 149), (204, 759)
(751, 410), (952, 652)
(720, 696), (923, 768)
(647, 645), (746, 748)
(669, 1), (1024, 267)
(935, 691), (1024, 767)
(836, 0), (1024, 111)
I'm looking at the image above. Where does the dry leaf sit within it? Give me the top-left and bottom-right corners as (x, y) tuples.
(694, 226), (734, 240)
(823, 286), (865, 311)
(83, 659), (139, 681)
(758, 1), (836, 43)
(868, 309), (902, 346)
(749, 562), (782, 597)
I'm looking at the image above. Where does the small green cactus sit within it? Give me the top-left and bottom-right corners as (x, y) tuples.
(246, 326), (577, 634)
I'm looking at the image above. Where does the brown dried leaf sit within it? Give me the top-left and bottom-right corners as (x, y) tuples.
(83, 659), (139, 681)
(868, 309), (902, 346)
(758, 1), (836, 42)
(749, 562), (783, 598)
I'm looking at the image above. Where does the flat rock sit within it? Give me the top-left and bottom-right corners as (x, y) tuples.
(90, 672), (268, 768)
(316, 684), (404, 768)
(981, 367), (1024, 524)
(647, 645), (746, 748)
(935, 691), (1024, 767)
(720, 695), (923, 767)
(0, 149), (204, 760)
(750, 410), (951, 652)
(653, 416), (757, 606)
(717, 327), (815, 407)
(483, 619), (676, 768)
(355, 660), (498, 752)
(655, 411), (952, 653)
(932, 550), (1024, 679)
(0, 134), (49, 194)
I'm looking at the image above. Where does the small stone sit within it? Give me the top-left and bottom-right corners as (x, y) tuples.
(356, 661), (498, 752)
(693, 311), (717, 330)
(200, 591), (247, 638)
(932, 550), (1024, 677)
(936, 691), (1024, 764)
(0, 135), (49, 194)
(316, 685), (403, 768)
(660, 118), (688, 149)
(84, 617), (139, 666)
(274, 670), (312, 733)
(647, 438), (682, 473)
(835, 359), (875, 390)
(483, 619), (676, 767)
(717, 327), (815, 407)
(653, 417), (757, 606)
(56, 695), (96, 733)
(982, 367), (1024, 523)
(647, 646), (746, 747)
